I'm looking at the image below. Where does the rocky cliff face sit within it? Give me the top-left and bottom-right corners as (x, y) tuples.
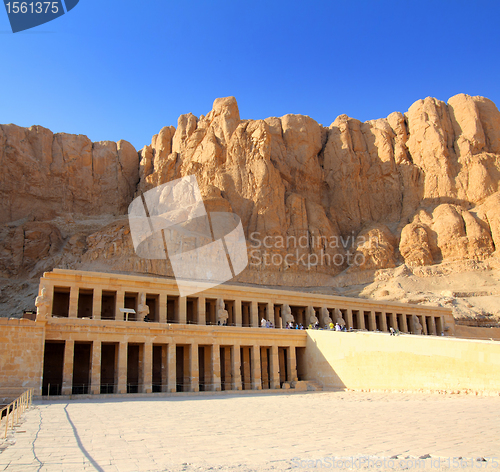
(2, 94), (500, 318)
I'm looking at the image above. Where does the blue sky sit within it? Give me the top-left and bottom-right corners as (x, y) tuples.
(1, 0), (499, 151)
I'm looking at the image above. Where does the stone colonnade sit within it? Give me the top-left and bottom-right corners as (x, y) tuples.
(43, 269), (453, 336)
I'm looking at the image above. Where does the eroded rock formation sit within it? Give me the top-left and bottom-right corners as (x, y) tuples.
(3, 93), (500, 314)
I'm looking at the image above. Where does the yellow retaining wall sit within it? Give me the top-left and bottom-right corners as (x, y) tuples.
(455, 325), (500, 342)
(304, 330), (500, 394)
(0, 318), (45, 400)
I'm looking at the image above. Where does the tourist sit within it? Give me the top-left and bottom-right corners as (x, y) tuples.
(299, 323), (304, 330)
(261, 318), (266, 328)
(335, 323), (341, 331)
(329, 321), (334, 330)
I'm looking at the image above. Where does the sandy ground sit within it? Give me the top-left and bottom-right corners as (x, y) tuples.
(1, 390), (499, 471)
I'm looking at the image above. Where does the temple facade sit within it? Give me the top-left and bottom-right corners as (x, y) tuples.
(19, 269), (455, 397)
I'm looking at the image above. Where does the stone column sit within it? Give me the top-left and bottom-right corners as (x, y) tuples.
(346, 309), (354, 329)
(190, 343), (199, 392)
(68, 287), (78, 318)
(211, 344), (221, 391)
(274, 305), (281, 328)
(431, 316), (437, 335)
(167, 343), (176, 393)
(117, 342), (127, 394)
(234, 299), (242, 327)
(251, 301), (259, 328)
(61, 340), (75, 395)
(269, 345), (280, 389)
(92, 288), (102, 320)
(287, 345), (298, 382)
(178, 297), (187, 324)
(266, 302), (273, 323)
(357, 311), (366, 330)
(90, 340), (101, 395)
(390, 313), (398, 331)
(232, 344), (242, 390)
(420, 316), (428, 335)
(198, 296), (206, 326)
(380, 312), (388, 332)
(115, 291), (125, 321)
(159, 293), (167, 324)
(399, 314), (408, 333)
(252, 345), (261, 390)
(143, 341), (153, 394)
(369, 311), (377, 331)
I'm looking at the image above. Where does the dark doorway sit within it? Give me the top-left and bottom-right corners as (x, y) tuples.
(72, 342), (91, 394)
(101, 343), (117, 393)
(42, 342), (65, 395)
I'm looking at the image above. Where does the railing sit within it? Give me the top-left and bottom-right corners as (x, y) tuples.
(0, 389), (33, 439)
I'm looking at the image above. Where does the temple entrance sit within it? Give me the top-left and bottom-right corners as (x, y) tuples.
(240, 346), (252, 389)
(220, 346), (232, 390)
(42, 341), (65, 395)
(72, 342), (91, 394)
(278, 347), (288, 385)
(101, 343), (117, 393)
(127, 344), (141, 393)
(152, 345), (166, 393)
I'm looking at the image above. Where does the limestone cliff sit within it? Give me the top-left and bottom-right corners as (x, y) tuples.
(2, 94), (500, 323)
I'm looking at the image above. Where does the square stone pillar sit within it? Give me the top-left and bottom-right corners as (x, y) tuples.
(232, 344), (242, 390)
(369, 311), (377, 331)
(90, 341), (101, 395)
(380, 312), (388, 332)
(252, 345), (262, 389)
(117, 342), (128, 394)
(346, 309), (354, 329)
(158, 293), (167, 323)
(61, 340), (75, 395)
(357, 311), (365, 330)
(92, 288), (102, 320)
(251, 301), (259, 328)
(68, 287), (78, 318)
(287, 345), (298, 382)
(420, 315), (427, 335)
(115, 291), (125, 321)
(198, 296), (206, 326)
(178, 297), (187, 324)
(269, 345), (280, 389)
(429, 316), (437, 335)
(400, 314), (408, 333)
(390, 313), (398, 331)
(266, 302), (273, 322)
(167, 343), (176, 393)
(274, 305), (281, 328)
(190, 343), (199, 392)
(211, 344), (221, 391)
(234, 299), (242, 327)
(143, 342), (153, 393)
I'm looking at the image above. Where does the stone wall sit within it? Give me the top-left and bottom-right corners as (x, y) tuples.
(455, 325), (500, 341)
(304, 330), (500, 394)
(0, 318), (45, 401)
